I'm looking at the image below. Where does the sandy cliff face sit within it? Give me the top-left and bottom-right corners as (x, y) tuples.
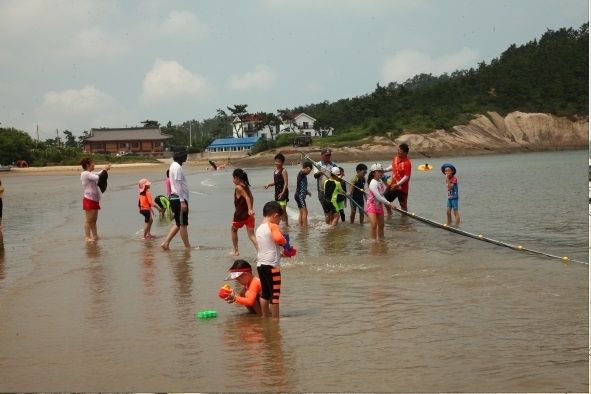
(396, 111), (589, 157)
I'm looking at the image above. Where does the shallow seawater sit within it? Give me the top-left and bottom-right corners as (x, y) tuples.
(0, 150), (587, 392)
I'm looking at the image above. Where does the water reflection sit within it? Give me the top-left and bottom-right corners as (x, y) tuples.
(220, 317), (295, 392)
(370, 239), (389, 256)
(141, 242), (157, 297)
(167, 249), (194, 321)
(84, 243), (112, 326)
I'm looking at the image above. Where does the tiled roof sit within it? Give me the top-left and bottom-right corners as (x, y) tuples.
(280, 113), (315, 122)
(239, 115), (265, 123)
(85, 127), (172, 141)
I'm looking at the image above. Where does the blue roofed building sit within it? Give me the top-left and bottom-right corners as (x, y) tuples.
(205, 137), (260, 158)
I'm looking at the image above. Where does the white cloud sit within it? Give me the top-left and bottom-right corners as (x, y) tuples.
(33, 85), (129, 131)
(381, 48), (480, 84)
(227, 65), (277, 91)
(140, 59), (213, 106)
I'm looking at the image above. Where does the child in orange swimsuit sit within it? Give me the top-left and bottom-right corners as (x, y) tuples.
(138, 179), (163, 239)
(223, 259), (262, 315)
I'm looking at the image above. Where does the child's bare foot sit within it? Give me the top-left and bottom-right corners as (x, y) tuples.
(229, 250), (240, 256)
(86, 237), (95, 242)
(161, 242), (170, 251)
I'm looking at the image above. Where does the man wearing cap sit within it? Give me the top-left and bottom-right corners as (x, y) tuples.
(161, 146), (192, 250)
(313, 148), (337, 220)
(223, 259), (262, 315)
(384, 143), (411, 214)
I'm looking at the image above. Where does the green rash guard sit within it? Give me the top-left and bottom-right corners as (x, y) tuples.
(324, 178), (344, 211)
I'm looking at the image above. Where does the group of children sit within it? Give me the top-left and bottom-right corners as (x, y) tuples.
(133, 152), (461, 318)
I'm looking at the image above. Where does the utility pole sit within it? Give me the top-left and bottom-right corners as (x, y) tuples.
(189, 122), (192, 147)
(36, 125), (39, 142)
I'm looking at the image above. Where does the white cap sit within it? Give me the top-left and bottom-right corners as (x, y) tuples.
(331, 167), (341, 176)
(370, 163), (384, 171)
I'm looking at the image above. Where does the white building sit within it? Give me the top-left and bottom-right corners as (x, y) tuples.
(232, 112), (333, 139)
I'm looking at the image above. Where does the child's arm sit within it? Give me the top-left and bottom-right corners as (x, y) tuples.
(234, 285), (258, 307)
(446, 175), (454, 191)
(263, 182), (275, 189)
(268, 222), (287, 246)
(236, 185), (255, 216)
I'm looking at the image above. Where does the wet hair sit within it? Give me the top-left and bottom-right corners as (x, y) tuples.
(274, 153), (285, 163)
(232, 168), (251, 186)
(79, 157), (94, 170)
(338, 166), (344, 174)
(262, 201), (283, 217)
(230, 259), (252, 272)
(398, 143), (409, 153)
(302, 161), (313, 169)
(356, 163), (368, 172)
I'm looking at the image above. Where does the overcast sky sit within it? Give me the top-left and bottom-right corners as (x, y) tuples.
(0, 0), (587, 140)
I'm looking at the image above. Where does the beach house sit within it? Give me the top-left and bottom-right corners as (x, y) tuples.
(83, 127), (172, 155)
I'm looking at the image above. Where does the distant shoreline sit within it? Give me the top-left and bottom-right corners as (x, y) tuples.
(3, 144), (586, 176)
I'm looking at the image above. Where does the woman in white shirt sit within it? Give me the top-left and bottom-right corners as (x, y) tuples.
(80, 157), (111, 242)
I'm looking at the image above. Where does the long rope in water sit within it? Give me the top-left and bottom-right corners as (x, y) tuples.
(392, 207), (587, 265)
(299, 149), (586, 265)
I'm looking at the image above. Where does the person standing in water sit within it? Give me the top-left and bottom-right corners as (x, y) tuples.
(161, 146), (191, 250)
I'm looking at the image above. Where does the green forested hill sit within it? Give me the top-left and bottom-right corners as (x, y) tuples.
(291, 24), (588, 139)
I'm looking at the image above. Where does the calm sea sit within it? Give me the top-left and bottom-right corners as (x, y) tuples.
(0, 150), (588, 392)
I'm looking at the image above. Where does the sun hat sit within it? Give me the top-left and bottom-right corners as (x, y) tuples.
(370, 163), (384, 171)
(441, 163), (456, 175)
(224, 267), (251, 281)
(321, 148), (332, 155)
(330, 167), (341, 176)
(138, 178), (151, 192)
(173, 145), (187, 158)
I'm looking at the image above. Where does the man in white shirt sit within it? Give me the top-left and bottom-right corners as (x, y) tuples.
(161, 146), (192, 250)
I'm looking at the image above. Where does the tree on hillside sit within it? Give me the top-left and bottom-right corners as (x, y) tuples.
(62, 130), (78, 148)
(141, 120), (160, 128)
(227, 104), (248, 138)
(277, 109), (297, 132)
(215, 108), (230, 137)
(313, 115), (333, 137)
(255, 112), (283, 140)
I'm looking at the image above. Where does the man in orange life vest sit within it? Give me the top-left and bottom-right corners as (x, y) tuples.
(383, 143), (411, 215)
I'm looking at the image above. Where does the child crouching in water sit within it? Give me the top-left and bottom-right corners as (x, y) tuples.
(138, 178), (163, 239)
(256, 201), (288, 319)
(223, 259), (262, 315)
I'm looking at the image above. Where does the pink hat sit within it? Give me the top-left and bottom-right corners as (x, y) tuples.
(138, 179), (151, 192)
